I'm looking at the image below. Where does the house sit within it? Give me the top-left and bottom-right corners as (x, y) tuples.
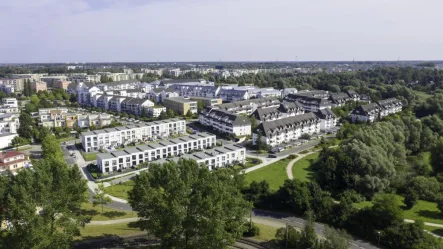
(377, 98), (403, 118)
(199, 109), (251, 136)
(314, 108), (337, 131)
(0, 113), (20, 133)
(147, 106), (167, 118)
(163, 97), (198, 115)
(81, 118), (186, 152)
(0, 151), (29, 173)
(76, 114), (112, 129)
(120, 98), (154, 116)
(252, 113), (320, 147)
(284, 94), (332, 112)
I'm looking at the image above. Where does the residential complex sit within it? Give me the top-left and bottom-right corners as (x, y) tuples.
(252, 113), (320, 147)
(314, 108), (337, 131)
(38, 108), (112, 129)
(215, 97), (281, 115)
(81, 118), (186, 152)
(284, 94), (332, 112)
(31, 81), (47, 92)
(163, 97), (197, 115)
(350, 98), (402, 122)
(97, 134), (245, 172)
(190, 97), (222, 107)
(251, 102), (305, 123)
(199, 109), (251, 136)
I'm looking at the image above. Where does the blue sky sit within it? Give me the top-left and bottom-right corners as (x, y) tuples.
(1, 0), (442, 63)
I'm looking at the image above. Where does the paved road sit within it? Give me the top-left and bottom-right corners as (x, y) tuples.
(253, 210), (381, 249)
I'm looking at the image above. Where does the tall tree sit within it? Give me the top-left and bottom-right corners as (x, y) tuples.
(128, 159), (251, 249)
(92, 183), (112, 213)
(41, 134), (63, 160)
(18, 112), (34, 139)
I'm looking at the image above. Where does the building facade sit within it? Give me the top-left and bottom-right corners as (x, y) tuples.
(163, 97), (198, 115)
(199, 109), (251, 136)
(0, 151), (29, 173)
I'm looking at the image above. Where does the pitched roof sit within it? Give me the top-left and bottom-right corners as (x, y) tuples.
(201, 109), (251, 126)
(256, 112), (319, 137)
(314, 108), (337, 119)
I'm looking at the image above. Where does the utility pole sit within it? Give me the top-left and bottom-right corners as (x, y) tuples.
(285, 223), (288, 248)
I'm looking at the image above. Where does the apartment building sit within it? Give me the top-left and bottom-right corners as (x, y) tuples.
(40, 76), (68, 87)
(329, 93), (352, 107)
(350, 98), (402, 123)
(215, 97), (281, 115)
(284, 94), (332, 112)
(120, 98), (154, 116)
(53, 80), (72, 90)
(199, 109), (251, 136)
(147, 88), (179, 103)
(0, 113), (20, 133)
(0, 78), (25, 91)
(163, 97), (197, 115)
(252, 113), (320, 147)
(96, 80), (140, 91)
(81, 118), (186, 152)
(314, 108), (337, 131)
(147, 106), (167, 118)
(257, 89), (282, 98)
(282, 88), (298, 97)
(31, 81), (47, 92)
(0, 84), (14, 94)
(0, 98), (19, 113)
(190, 97), (222, 107)
(296, 90), (330, 99)
(76, 114), (112, 128)
(0, 151), (29, 173)
(251, 102), (305, 123)
(346, 90), (361, 101)
(69, 74), (101, 84)
(218, 89), (249, 102)
(171, 84), (220, 98)
(97, 133), (217, 172)
(97, 137), (246, 172)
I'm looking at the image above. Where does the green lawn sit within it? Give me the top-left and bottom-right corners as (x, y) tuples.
(245, 158), (291, 191)
(291, 153), (319, 182)
(78, 222), (144, 239)
(253, 223), (280, 241)
(424, 225), (443, 237)
(80, 202), (137, 221)
(106, 181), (135, 200)
(83, 152), (98, 161)
(354, 194), (443, 225)
(57, 137), (76, 143)
(16, 146), (32, 151)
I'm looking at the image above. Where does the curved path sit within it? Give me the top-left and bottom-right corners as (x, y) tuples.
(286, 151), (318, 180)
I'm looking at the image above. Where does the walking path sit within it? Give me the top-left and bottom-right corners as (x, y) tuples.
(286, 151), (318, 180)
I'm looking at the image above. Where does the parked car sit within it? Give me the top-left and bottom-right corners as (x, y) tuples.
(268, 154), (277, 158)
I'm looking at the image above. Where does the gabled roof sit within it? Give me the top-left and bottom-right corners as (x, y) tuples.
(202, 109), (251, 126)
(314, 108), (337, 119)
(256, 112), (319, 137)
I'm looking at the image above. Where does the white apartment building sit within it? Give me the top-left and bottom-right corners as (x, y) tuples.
(350, 98), (402, 123)
(76, 114), (112, 129)
(284, 94), (332, 112)
(147, 106), (167, 118)
(218, 89), (249, 102)
(69, 74), (101, 84)
(252, 102), (305, 123)
(215, 97), (281, 115)
(96, 80), (140, 91)
(199, 109), (251, 136)
(81, 118), (186, 152)
(97, 137), (245, 172)
(171, 84), (220, 98)
(252, 113), (320, 147)
(314, 108), (337, 131)
(0, 113), (19, 134)
(0, 98), (19, 113)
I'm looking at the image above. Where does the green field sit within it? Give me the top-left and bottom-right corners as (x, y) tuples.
(424, 225), (443, 237)
(106, 181), (135, 200)
(291, 153), (319, 182)
(80, 202), (137, 221)
(253, 223), (280, 241)
(354, 194), (443, 225)
(78, 222), (144, 239)
(83, 152), (98, 161)
(245, 158), (291, 191)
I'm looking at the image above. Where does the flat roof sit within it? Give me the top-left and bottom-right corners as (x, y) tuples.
(97, 153), (115, 160)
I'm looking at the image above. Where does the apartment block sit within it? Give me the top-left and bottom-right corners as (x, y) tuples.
(163, 97), (197, 115)
(0, 113), (20, 133)
(251, 102), (305, 123)
(81, 118), (186, 152)
(97, 133), (221, 172)
(215, 97), (281, 115)
(284, 94), (332, 112)
(252, 113), (320, 147)
(199, 109), (251, 136)
(313, 108), (337, 131)
(53, 80), (72, 90)
(31, 81), (47, 92)
(350, 98), (402, 122)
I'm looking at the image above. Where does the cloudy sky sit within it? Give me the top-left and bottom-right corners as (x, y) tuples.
(1, 0), (442, 63)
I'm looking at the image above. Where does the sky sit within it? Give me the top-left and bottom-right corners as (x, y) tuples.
(1, 0), (443, 63)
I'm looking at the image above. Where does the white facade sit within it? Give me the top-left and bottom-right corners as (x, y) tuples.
(81, 118), (186, 152)
(199, 109), (251, 137)
(148, 106), (167, 118)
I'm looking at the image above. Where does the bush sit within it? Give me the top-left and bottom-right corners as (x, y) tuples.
(300, 133), (311, 140)
(287, 154), (298, 160)
(243, 223), (260, 237)
(299, 150), (310, 154)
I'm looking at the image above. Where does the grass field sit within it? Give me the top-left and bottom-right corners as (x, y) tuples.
(80, 202), (137, 221)
(106, 181), (135, 200)
(245, 158), (291, 191)
(83, 152), (98, 161)
(78, 222), (144, 239)
(291, 153), (319, 182)
(253, 223), (279, 241)
(354, 194), (443, 225)
(424, 225), (443, 237)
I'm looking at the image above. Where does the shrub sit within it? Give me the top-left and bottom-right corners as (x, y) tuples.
(287, 154), (298, 160)
(300, 133), (311, 140)
(299, 150), (310, 154)
(243, 223), (260, 237)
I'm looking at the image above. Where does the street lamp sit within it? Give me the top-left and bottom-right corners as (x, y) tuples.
(377, 231), (381, 245)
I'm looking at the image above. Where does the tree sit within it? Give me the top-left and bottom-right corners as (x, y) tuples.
(243, 180), (270, 206)
(301, 211), (318, 249)
(185, 109), (193, 118)
(431, 137), (443, 174)
(403, 188), (418, 210)
(166, 108), (175, 118)
(370, 194), (404, 230)
(92, 183), (112, 213)
(128, 159), (251, 249)
(320, 226), (350, 249)
(197, 100), (205, 112)
(0, 159), (88, 248)
(41, 134), (64, 160)
(18, 112), (34, 139)
(10, 136), (29, 149)
(30, 94), (40, 105)
(141, 107), (147, 118)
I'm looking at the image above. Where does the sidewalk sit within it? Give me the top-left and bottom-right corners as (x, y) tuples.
(286, 151), (317, 180)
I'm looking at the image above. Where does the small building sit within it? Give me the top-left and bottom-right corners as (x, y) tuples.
(0, 151), (29, 173)
(163, 97), (198, 115)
